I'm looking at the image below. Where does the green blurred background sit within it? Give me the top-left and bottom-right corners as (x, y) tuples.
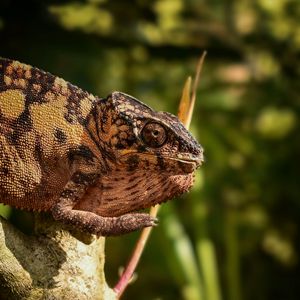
(0, 0), (299, 299)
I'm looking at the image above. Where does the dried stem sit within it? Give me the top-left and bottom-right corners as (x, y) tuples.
(186, 51), (207, 129)
(113, 52), (207, 298)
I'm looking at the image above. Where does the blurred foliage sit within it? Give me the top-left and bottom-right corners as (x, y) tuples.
(0, 0), (300, 299)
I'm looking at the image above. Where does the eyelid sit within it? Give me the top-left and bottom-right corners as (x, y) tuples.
(141, 121), (168, 148)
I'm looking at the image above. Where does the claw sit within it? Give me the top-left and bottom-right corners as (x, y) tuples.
(150, 217), (159, 226)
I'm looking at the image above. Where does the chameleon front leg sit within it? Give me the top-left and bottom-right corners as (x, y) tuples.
(51, 172), (157, 236)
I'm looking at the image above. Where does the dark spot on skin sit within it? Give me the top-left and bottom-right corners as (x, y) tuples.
(124, 182), (139, 191)
(68, 145), (96, 163)
(156, 155), (165, 170)
(126, 135), (136, 147)
(102, 185), (114, 190)
(100, 110), (109, 133)
(126, 155), (140, 172)
(137, 145), (146, 152)
(16, 108), (32, 128)
(72, 172), (97, 185)
(8, 108), (33, 145)
(128, 175), (140, 182)
(115, 142), (126, 149)
(34, 137), (43, 164)
(0, 166), (9, 175)
(129, 189), (139, 196)
(103, 198), (115, 202)
(54, 128), (67, 144)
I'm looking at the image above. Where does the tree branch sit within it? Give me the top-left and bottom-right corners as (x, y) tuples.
(0, 213), (116, 300)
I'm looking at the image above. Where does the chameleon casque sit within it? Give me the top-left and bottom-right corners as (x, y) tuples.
(0, 58), (204, 236)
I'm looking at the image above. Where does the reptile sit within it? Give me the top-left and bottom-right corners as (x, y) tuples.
(0, 58), (204, 236)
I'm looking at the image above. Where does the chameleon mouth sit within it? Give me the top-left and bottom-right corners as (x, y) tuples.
(118, 149), (204, 171)
(170, 152), (204, 168)
(166, 157), (199, 173)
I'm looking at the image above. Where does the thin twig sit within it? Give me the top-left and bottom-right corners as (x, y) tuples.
(113, 51), (207, 298)
(113, 205), (159, 297)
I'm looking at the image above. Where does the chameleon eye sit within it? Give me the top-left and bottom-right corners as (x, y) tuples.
(141, 122), (167, 148)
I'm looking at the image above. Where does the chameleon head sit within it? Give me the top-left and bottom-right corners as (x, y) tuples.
(94, 91), (204, 216)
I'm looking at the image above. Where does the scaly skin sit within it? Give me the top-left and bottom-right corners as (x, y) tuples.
(0, 58), (204, 236)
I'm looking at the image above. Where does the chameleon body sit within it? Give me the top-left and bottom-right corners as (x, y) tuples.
(0, 58), (204, 236)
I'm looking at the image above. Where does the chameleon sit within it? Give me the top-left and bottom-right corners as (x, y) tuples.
(0, 58), (204, 236)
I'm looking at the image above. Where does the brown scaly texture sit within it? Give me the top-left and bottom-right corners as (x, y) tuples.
(0, 58), (204, 236)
